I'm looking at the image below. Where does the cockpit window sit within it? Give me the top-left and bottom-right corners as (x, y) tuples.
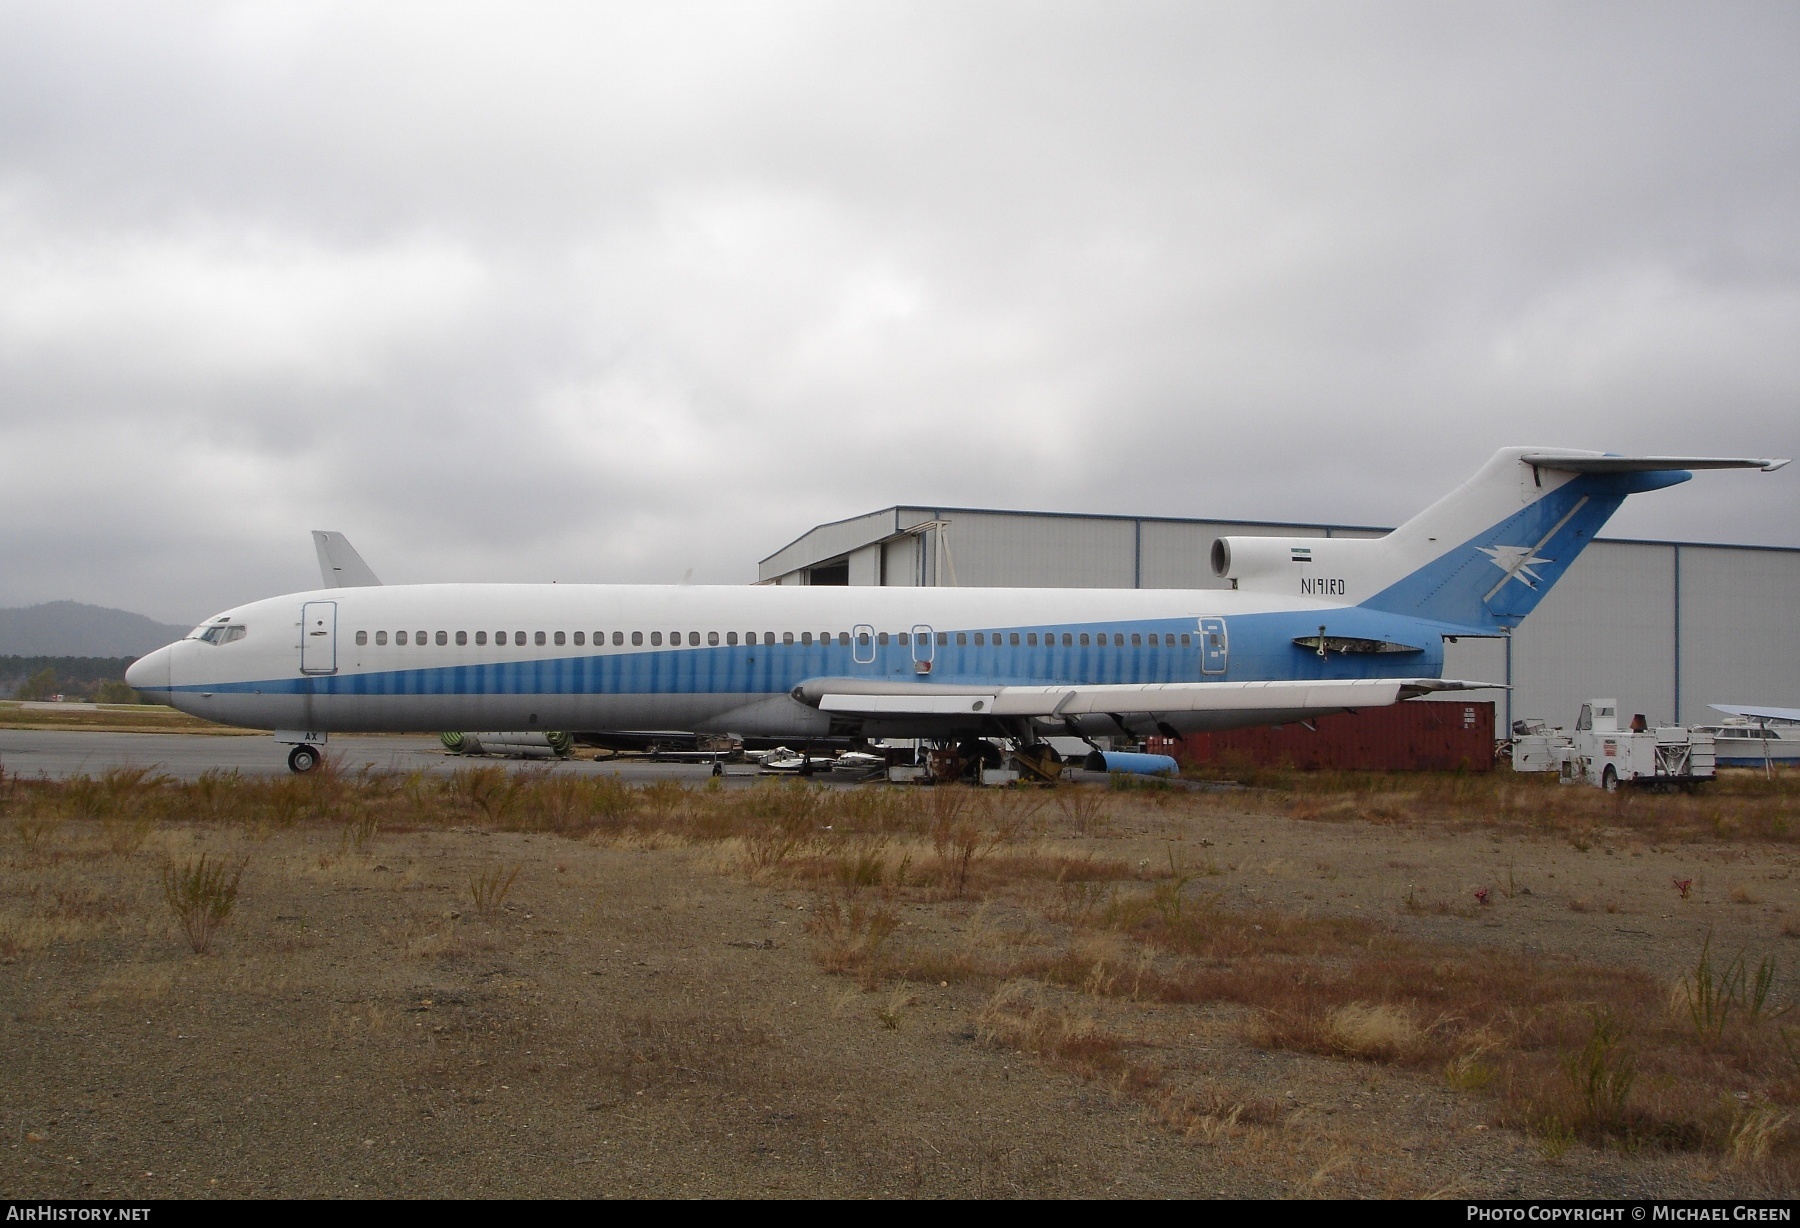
(196, 624), (247, 645)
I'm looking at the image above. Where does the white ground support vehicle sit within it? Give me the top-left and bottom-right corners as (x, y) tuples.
(1510, 699), (1715, 791)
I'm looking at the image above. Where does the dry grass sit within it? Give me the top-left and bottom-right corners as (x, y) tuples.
(161, 852), (245, 954)
(5, 762), (1796, 1180)
(976, 980), (1152, 1088)
(468, 863), (522, 916)
(1183, 764), (1800, 845)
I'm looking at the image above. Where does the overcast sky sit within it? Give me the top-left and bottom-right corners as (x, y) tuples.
(1, 1), (1794, 623)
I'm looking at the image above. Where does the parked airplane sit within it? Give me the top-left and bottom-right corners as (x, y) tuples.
(127, 447), (1786, 772)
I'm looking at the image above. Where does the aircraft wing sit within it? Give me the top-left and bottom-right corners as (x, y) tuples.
(1518, 454), (1789, 473)
(797, 677), (1500, 719)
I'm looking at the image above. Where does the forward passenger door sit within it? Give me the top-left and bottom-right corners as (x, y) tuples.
(300, 601), (338, 675)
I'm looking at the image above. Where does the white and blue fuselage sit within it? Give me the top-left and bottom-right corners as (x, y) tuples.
(125, 447), (1786, 756)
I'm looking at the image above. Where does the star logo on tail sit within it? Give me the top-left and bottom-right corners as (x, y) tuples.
(1478, 543), (1552, 590)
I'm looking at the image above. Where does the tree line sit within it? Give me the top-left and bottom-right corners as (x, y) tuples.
(1, 656), (143, 703)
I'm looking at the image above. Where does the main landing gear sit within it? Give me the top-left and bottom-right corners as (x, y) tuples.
(287, 744), (322, 774)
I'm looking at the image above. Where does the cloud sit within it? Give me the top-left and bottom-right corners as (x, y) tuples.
(0, 1), (1793, 621)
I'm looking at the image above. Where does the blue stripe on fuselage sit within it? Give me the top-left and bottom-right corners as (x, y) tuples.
(162, 610), (1447, 698)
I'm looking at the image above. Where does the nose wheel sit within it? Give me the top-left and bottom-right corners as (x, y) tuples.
(287, 744), (321, 774)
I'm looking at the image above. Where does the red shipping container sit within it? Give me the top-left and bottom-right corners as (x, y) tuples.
(1178, 701), (1496, 772)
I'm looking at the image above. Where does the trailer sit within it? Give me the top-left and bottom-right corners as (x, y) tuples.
(1510, 699), (1714, 791)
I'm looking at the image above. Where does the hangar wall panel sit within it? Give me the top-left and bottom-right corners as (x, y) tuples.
(1678, 545), (1800, 722)
(932, 511), (1137, 588)
(848, 544), (881, 587)
(880, 536), (919, 587)
(1511, 542), (1676, 728)
(1137, 520), (1219, 589)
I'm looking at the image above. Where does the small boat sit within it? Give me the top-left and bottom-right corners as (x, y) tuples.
(1692, 720), (1800, 767)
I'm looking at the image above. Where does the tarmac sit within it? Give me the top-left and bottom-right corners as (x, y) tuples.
(0, 729), (764, 783)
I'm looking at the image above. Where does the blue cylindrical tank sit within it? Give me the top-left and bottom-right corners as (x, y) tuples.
(1083, 750), (1179, 776)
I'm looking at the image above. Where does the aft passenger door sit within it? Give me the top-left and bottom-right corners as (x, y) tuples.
(1198, 617), (1227, 675)
(300, 601), (338, 675)
(852, 623), (876, 666)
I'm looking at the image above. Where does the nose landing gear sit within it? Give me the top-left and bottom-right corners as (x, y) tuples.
(287, 744), (321, 774)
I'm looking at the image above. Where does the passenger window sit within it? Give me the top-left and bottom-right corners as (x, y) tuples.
(936, 632), (947, 646)
(355, 630), (368, 646)
(727, 631), (739, 646)
(1026, 633), (1038, 646)
(573, 632), (584, 646)
(1061, 633), (1072, 646)
(535, 631), (547, 646)
(475, 631), (486, 646)
(1079, 633), (1090, 646)
(896, 632), (908, 646)
(631, 631), (643, 646)
(856, 632), (870, 647)
(455, 631), (467, 646)
(838, 632), (850, 646)
(974, 632), (984, 646)
(514, 631), (526, 646)
(820, 632), (831, 645)
(1131, 633), (1142, 646)
(397, 631), (408, 646)
(707, 631), (719, 646)
(688, 631), (700, 646)
(651, 632), (663, 646)
(434, 631), (447, 646)
(1181, 634), (1191, 647)
(376, 630), (388, 646)
(801, 632), (813, 646)
(782, 632), (795, 645)
(877, 632), (889, 646)
(956, 632), (967, 645)
(554, 631), (565, 646)
(1009, 633), (1020, 646)
(613, 632), (624, 646)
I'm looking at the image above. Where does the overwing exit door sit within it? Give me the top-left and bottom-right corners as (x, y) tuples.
(300, 601), (338, 675)
(1198, 617), (1227, 675)
(911, 624), (934, 674)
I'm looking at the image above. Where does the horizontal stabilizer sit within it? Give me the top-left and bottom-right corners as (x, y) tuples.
(1518, 454), (1789, 473)
(804, 677), (1501, 721)
(311, 531), (382, 588)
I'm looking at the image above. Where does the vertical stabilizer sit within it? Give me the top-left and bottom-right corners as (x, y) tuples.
(1358, 448), (1783, 630)
(311, 531), (382, 588)
(1212, 447), (1783, 633)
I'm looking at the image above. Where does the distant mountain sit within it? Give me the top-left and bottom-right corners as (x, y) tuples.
(0, 602), (192, 658)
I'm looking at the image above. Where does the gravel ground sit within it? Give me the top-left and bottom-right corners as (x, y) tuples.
(0, 796), (1793, 1198)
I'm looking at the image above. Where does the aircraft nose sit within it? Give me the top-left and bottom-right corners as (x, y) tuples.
(125, 645), (172, 695)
